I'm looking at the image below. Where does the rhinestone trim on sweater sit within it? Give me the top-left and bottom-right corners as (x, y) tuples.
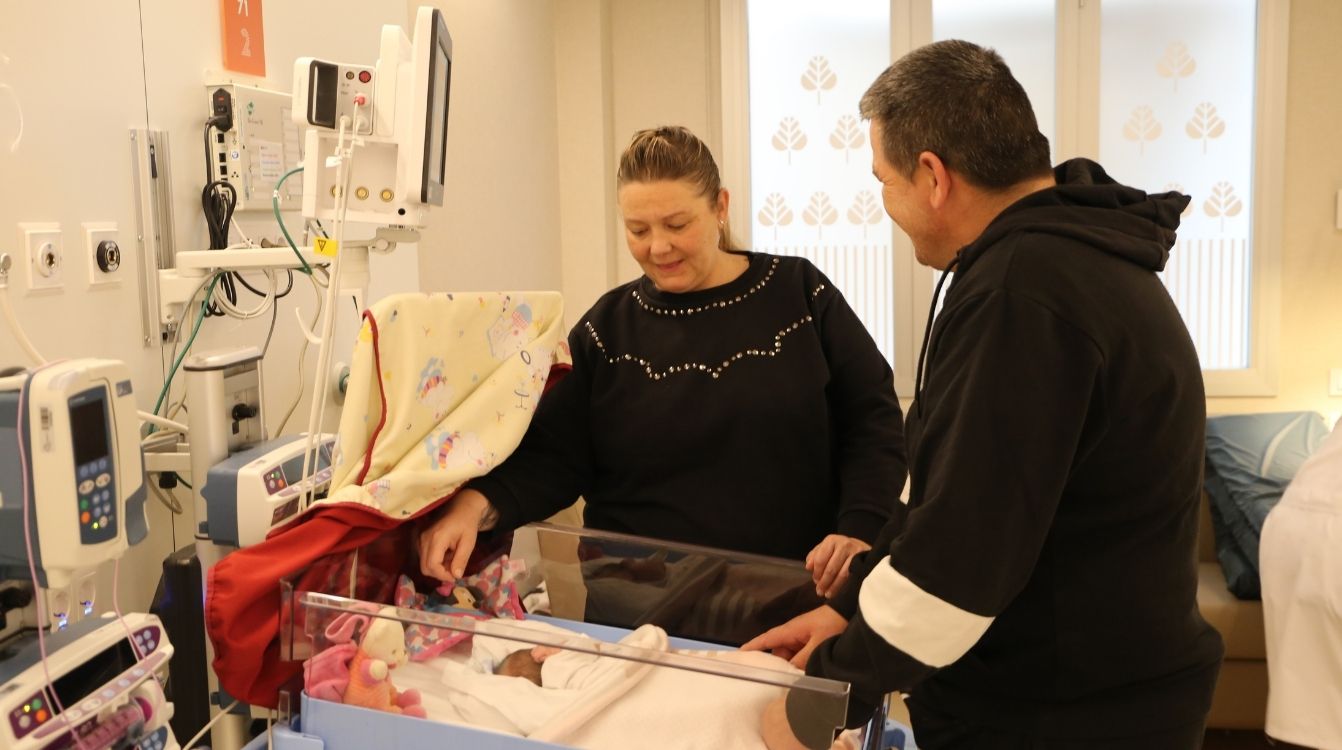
(585, 313), (815, 381)
(630, 258), (781, 317)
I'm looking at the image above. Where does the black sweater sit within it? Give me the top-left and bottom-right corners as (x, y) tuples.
(472, 252), (907, 560)
(795, 160), (1224, 741)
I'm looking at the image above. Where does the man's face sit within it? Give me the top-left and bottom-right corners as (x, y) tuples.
(870, 121), (942, 269)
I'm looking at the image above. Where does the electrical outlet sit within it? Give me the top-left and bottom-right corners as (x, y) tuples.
(1330, 368), (1342, 397)
(82, 222), (122, 286)
(18, 222), (63, 291)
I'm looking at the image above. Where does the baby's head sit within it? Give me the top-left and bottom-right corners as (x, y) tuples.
(495, 649), (544, 686)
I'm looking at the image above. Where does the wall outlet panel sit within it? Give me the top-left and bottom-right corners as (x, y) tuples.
(207, 82), (306, 212)
(83, 221), (123, 287)
(18, 221), (63, 292)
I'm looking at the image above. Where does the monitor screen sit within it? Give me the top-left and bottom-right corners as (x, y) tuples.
(69, 397), (108, 465)
(51, 638), (136, 708)
(421, 9), (452, 205)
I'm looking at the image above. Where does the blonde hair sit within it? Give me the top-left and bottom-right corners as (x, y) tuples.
(617, 126), (736, 251)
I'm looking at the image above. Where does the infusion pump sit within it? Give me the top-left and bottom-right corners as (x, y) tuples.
(0, 612), (177, 749)
(0, 360), (148, 590)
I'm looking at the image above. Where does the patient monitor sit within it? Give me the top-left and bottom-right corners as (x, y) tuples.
(0, 360), (148, 590)
(292, 6), (453, 227)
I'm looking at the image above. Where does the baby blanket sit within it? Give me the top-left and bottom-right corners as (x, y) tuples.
(207, 292), (570, 708)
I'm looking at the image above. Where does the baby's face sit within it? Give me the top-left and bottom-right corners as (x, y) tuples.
(496, 649), (544, 686)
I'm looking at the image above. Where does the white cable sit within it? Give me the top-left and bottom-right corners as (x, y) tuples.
(181, 699), (241, 750)
(299, 109), (359, 504)
(212, 268), (277, 319)
(275, 272), (324, 436)
(230, 216), (257, 248)
(137, 411), (187, 434)
(0, 282), (47, 365)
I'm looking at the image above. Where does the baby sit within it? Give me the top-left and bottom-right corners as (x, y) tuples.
(493, 645), (562, 686)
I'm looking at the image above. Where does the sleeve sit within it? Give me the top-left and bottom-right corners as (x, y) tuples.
(814, 281), (908, 545)
(468, 324), (596, 531)
(798, 289), (1104, 729)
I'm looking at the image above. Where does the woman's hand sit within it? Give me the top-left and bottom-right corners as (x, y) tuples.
(741, 605), (849, 670)
(804, 534), (871, 599)
(417, 488), (495, 581)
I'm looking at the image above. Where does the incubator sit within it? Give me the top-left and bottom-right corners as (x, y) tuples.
(253, 523), (910, 750)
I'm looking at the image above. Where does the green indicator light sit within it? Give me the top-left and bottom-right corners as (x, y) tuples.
(31, 698), (41, 710)
(79, 500), (89, 510)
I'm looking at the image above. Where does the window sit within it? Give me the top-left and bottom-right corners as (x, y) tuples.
(744, 1), (897, 366)
(722, 0), (1287, 397)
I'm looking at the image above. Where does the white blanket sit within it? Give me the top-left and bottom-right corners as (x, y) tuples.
(392, 620), (806, 749)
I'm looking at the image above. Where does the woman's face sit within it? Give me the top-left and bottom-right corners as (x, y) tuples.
(618, 179), (731, 293)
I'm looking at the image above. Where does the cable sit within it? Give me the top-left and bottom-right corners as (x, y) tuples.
(260, 286), (281, 359)
(211, 269), (276, 320)
(17, 367), (94, 750)
(0, 281), (47, 365)
(181, 699), (241, 750)
(274, 272), (324, 436)
(111, 557), (145, 661)
(299, 109), (359, 502)
(148, 480), (185, 515)
(274, 166), (314, 275)
(151, 275), (219, 420)
(137, 411), (187, 434)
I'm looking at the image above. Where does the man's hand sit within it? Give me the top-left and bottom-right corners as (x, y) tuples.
(417, 488), (494, 581)
(742, 605), (849, 669)
(805, 534), (871, 599)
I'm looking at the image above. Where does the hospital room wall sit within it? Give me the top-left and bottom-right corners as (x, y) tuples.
(412, 0), (565, 298)
(557, 0), (1342, 422)
(0, 2), (421, 616)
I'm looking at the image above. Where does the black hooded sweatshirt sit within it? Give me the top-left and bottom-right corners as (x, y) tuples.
(790, 159), (1225, 743)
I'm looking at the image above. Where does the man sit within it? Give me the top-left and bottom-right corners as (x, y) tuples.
(749, 40), (1223, 750)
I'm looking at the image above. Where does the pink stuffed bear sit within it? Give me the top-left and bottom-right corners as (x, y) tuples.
(336, 608), (427, 718)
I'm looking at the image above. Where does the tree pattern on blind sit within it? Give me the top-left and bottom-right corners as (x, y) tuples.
(1203, 181), (1243, 231)
(848, 191), (883, 240)
(1122, 105), (1162, 155)
(1185, 102), (1225, 154)
(829, 115), (865, 164)
(758, 193), (794, 241)
(1156, 42), (1197, 92)
(803, 192), (838, 239)
(1164, 183), (1195, 217)
(801, 56), (837, 105)
(772, 117), (807, 165)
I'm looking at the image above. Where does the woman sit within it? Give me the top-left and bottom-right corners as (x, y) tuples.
(419, 126), (906, 599)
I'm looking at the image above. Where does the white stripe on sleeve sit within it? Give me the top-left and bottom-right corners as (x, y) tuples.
(857, 555), (995, 668)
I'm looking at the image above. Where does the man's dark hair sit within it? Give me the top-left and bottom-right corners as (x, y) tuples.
(860, 40), (1052, 190)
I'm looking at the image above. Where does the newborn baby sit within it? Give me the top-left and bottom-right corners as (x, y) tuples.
(493, 645), (561, 686)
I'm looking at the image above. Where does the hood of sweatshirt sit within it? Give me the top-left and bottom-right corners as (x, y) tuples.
(955, 158), (1190, 278)
(913, 158), (1190, 404)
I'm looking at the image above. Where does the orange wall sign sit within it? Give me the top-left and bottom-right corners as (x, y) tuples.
(220, 0), (266, 77)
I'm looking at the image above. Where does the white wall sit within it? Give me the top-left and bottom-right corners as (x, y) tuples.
(0, 1), (424, 616)
(413, 0), (565, 297)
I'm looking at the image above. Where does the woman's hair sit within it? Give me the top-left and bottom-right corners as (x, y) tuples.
(617, 126), (736, 251)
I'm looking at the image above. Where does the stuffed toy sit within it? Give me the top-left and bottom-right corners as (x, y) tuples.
(305, 607), (427, 718)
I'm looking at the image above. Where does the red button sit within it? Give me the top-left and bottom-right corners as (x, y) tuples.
(80, 512), (91, 524)
(34, 709), (47, 723)
(358, 70), (372, 83)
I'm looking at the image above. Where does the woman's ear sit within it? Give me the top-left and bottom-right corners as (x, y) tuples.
(716, 188), (731, 222)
